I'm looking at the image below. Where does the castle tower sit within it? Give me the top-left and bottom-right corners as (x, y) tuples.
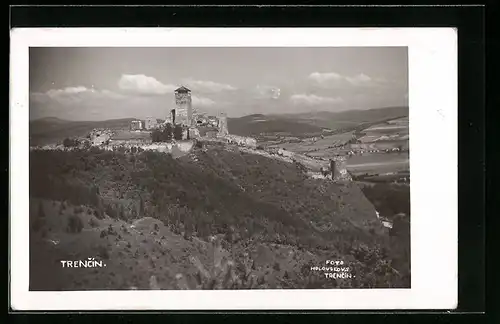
(174, 86), (192, 126)
(218, 112), (229, 137)
(331, 155), (351, 182)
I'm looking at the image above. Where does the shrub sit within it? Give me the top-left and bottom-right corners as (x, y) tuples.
(63, 137), (79, 148)
(37, 203), (46, 218)
(89, 217), (100, 228)
(94, 209), (104, 220)
(97, 245), (110, 260)
(31, 218), (45, 233)
(107, 224), (117, 235)
(173, 124), (183, 140)
(67, 214), (84, 233)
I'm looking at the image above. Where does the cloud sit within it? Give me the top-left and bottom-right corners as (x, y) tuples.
(308, 72), (344, 83)
(31, 86), (125, 105)
(192, 95), (216, 107)
(118, 74), (177, 95)
(345, 73), (372, 85)
(46, 86), (87, 98)
(290, 94), (343, 105)
(184, 79), (236, 93)
(254, 85), (281, 99)
(308, 71), (386, 88)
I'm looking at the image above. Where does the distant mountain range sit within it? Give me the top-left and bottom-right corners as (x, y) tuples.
(227, 114), (324, 137)
(228, 106), (408, 137)
(29, 117), (137, 146)
(29, 106), (408, 145)
(271, 106), (409, 130)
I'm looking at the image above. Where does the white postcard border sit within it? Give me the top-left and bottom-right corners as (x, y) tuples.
(10, 27), (458, 310)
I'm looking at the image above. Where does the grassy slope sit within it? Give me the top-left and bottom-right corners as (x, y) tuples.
(29, 144), (409, 290)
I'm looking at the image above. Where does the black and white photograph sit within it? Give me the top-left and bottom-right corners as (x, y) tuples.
(11, 28), (457, 310)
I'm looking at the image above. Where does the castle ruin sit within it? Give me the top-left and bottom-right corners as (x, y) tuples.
(217, 112), (229, 137)
(144, 117), (158, 130)
(330, 155), (351, 182)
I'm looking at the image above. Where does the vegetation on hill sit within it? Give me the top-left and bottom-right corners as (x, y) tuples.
(150, 123), (184, 142)
(360, 183), (410, 219)
(29, 145), (410, 289)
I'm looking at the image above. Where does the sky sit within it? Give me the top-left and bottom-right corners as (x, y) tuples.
(29, 47), (408, 120)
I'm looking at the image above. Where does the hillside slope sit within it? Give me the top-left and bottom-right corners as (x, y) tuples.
(29, 144), (410, 290)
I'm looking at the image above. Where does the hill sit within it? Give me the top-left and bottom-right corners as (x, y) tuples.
(227, 115), (324, 137)
(275, 106), (409, 130)
(227, 106), (408, 138)
(29, 144), (410, 290)
(29, 118), (137, 146)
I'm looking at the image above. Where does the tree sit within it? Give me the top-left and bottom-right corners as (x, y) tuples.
(151, 129), (162, 143)
(38, 202), (45, 218)
(67, 214), (83, 233)
(119, 204), (126, 220)
(163, 123), (173, 141)
(63, 138), (79, 148)
(173, 124), (183, 140)
(139, 196), (145, 216)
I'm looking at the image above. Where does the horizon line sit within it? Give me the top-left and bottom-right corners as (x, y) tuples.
(30, 105), (409, 123)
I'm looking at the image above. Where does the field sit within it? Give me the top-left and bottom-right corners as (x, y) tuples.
(346, 153), (410, 176)
(277, 106), (409, 131)
(264, 132), (354, 156)
(227, 114), (324, 138)
(357, 117), (409, 144)
(268, 132), (353, 152)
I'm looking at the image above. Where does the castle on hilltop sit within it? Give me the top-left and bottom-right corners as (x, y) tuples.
(148, 85), (229, 140)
